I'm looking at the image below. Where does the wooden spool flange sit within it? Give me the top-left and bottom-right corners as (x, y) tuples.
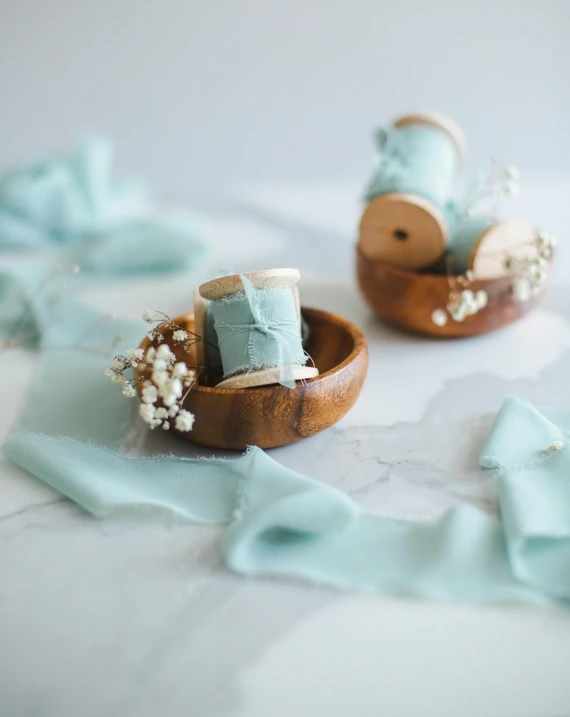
(469, 219), (538, 279)
(358, 192), (447, 270)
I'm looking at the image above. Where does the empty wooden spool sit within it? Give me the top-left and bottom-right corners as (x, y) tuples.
(134, 307), (368, 449)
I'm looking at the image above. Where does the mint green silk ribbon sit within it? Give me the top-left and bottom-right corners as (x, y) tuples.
(2, 269), (570, 606)
(210, 275), (305, 388)
(0, 137), (205, 277)
(365, 124), (459, 207)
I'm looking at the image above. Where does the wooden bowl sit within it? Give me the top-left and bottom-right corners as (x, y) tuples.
(134, 307), (368, 450)
(356, 246), (549, 338)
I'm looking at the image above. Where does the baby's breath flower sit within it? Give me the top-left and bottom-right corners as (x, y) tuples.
(105, 370), (127, 385)
(475, 290), (488, 310)
(505, 166), (520, 180)
(431, 309), (447, 327)
(139, 403), (156, 424)
(172, 329), (189, 342)
(451, 306), (466, 322)
(175, 409), (195, 432)
(106, 308), (202, 431)
(513, 278), (531, 302)
(126, 348), (144, 362)
(172, 362), (189, 378)
(141, 384), (158, 404)
(548, 440), (564, 454)
(153, 358), (168, 371)
(503, 181), (519, 197)
(156, 344), (174, 362)
(160, 377), (183, 407)
(143, 309), (158, 323)
(152, 369), (169, 387)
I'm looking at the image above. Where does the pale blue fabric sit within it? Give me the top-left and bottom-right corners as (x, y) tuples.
(210, 276), (306, 388)
(444, 212), (494, 274)
(2, 270), (570, 606)
(0, 137), (205, 277)
(480, 397), (570, 600)
(365, 124), (459, 207)
(0, 136), (144, 248)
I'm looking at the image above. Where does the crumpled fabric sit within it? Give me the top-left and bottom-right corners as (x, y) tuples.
(1, 268), (570, 607)
(0, 136), (205, 276)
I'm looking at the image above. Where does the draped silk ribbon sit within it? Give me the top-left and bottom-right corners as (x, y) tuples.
(2, 268), (570, 607)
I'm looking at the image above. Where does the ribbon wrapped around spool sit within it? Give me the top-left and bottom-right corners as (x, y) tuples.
(359, 112), (465, 270)
(198, 269), (318, 389)
(445, 211), (538, 279)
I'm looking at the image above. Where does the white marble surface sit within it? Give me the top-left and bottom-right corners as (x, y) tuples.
(2, 180), (570, 716)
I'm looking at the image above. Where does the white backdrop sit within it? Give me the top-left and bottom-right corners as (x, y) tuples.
(1, 0), (569, 193)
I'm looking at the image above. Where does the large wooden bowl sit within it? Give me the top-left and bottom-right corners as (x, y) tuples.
(134, 307), (368, 450)
(356, 246), (549, 337)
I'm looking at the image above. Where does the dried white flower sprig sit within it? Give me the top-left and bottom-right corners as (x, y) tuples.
(472, 160), (520, 211)
(431, 271), (488, 327)
(488, 161), (520, 199)
(508, 231), (556, 303)
(142, 309), (198, 349)
(105, 310), (204, 432)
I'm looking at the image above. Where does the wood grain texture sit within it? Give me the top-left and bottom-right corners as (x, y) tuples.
(471, 219), (537, 279)
(356, 246), (550, 338)
(134, 307), (368, 450)
(216, 365), (319, 389)
(358, 193), (447, 270)
(198, 268), (299, 300)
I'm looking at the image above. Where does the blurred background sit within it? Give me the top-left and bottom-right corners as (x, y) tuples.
(1, 0), (569, 197)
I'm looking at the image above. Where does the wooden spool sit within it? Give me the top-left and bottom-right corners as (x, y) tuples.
(469, 219), (538, 279)
(198, 268), (318, 389)
(134, 307), (368, 450)
(359, 193), (447, 269)
(358, 111), (465, 270)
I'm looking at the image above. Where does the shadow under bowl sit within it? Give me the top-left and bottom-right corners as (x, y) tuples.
(134, 306), (368, 450)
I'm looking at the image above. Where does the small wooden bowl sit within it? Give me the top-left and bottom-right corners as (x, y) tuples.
(356, 246), (549, 338)
(134, 307), (368, 450)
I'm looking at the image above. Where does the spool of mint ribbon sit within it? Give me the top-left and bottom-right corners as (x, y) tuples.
(199, 270), (318, 389)
(359, 112), (465, 270)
